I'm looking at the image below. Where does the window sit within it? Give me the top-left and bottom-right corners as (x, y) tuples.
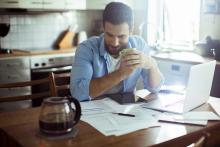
(147, 0), (201, 50)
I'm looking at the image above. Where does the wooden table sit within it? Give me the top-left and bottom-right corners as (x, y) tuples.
(1, 98), (220, 147)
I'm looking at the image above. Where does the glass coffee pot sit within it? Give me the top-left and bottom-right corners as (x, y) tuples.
(39, 97), (81, 135)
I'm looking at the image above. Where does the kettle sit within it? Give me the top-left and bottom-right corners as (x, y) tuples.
(39, 97), (81, 135)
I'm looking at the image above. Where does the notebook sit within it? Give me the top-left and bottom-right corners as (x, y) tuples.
(142, 60), (216, 114)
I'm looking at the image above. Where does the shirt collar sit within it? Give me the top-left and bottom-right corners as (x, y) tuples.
(99, 34), (107, 57)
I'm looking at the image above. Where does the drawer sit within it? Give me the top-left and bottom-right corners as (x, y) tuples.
(0, 57), (30, 71)
(0, 69), (30, 83)
(0, 87), (31, 97)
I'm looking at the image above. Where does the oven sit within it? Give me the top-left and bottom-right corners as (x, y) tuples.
(30, 52), (74, 106)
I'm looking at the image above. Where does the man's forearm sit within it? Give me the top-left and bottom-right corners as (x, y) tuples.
(89, 70), (126, 99)
(147, 58), (163, 89)
(148, 66), (163, 89)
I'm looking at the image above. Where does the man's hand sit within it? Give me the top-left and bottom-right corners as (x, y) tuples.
(118, 49), (156, 77)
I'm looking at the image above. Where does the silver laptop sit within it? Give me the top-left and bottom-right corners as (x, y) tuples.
(142, 60), (216, 114)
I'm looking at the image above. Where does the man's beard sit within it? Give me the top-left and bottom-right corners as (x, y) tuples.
(105, 43), (128, 58)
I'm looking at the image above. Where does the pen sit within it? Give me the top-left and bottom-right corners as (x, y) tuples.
(112, 112), (135, 117)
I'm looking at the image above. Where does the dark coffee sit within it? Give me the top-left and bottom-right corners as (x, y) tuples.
(39, 113), (74, 135)
(39, 120), (73, 135)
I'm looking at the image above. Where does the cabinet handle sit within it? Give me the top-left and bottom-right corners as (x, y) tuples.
(6, 1), (19, 4)
(32, 2), (42, 4)
(6, 63), (20, 67)
(43, 2), (52, 5)
(7, 75), (19, 79)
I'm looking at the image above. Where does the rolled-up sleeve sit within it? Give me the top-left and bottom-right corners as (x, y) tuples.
(141, 68), (164, 93)
(70, 44), (93, 101)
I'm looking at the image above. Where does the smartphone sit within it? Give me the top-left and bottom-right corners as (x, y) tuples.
(106, 92), (149, 105)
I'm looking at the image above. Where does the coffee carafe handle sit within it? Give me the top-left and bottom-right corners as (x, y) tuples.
(67, 96), (81, 125)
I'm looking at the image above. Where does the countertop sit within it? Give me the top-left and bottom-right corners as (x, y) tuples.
(1, 49), (219, 66)
(153, 51), (220, 66)
(0, 48), (76, 58)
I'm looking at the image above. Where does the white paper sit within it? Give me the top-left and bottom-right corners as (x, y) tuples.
(80, 99), (112, 115)
(80, 98), (161, 136)
(174, 111), (220, 120)
(135, 89), (151, 98)
(81, 111), (160, 136)
(209, 100), (220, 117)
(158, 114), (207, 126)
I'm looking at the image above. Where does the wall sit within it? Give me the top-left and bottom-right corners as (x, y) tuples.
(199, 13), (220, 40)
(0, 10), (102, 51)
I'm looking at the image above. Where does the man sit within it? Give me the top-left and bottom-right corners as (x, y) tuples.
(70, 2), (164, 101)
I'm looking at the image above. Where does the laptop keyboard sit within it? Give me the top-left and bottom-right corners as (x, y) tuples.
(158, 93), (185, 108)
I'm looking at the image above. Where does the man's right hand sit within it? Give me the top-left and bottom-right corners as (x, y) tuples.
(118, 50), (140, 77)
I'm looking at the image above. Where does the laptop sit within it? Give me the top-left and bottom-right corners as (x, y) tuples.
(142, 60), (216, 114)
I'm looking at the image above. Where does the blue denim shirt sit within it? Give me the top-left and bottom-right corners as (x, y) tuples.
(70, 34), (162, 101)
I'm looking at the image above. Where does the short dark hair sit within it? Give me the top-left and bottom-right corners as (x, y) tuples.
(103, 2), (134, 30)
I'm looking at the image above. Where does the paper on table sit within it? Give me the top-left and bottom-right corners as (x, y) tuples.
(81, 98), (161, 136)
(174, 111), (220, 120)
(209, 100), (220, 117)
(158, 114), (208, 126)
(80, 99), (112, 115)
(81, 111), (160, 136)
(135, 89), (151, 98)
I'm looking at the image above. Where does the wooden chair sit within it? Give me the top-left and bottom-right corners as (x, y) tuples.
(187, 132), (209, 147)
(0, 76), (56, 111)
(49, 72), (71, 97)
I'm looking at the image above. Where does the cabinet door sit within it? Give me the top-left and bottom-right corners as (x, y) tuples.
(43, 0), (65, 9)
(86, 0), (114, 10)
(65, 0), (86, 10)
(0, 0), (19, 8)
(19, 0), (43, 9)
(116, 0), (133, 8)
(86, 0), (134, 10)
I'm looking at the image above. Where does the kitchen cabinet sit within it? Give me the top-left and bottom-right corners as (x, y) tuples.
(0, 56), (31, 97)
(0, 0), (85, 10)
(86, 0), (133, 10)
(43, 0), (65, 10)
(21, 0), (43, 9)
(65, 0), (86, 10)
(0, 0), (20, 8)
(0, 0), (43, 9)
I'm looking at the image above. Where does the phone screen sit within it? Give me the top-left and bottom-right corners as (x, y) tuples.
(107, 92), (149, 105)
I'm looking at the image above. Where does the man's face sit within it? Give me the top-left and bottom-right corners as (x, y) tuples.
(104, 22), (131, 57)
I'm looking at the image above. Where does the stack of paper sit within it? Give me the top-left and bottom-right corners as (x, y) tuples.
(158, 111), (220, 126)
(80, 98), (161, 136)
(80, 99), (113, 115)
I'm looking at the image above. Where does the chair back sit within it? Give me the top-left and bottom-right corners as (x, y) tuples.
(49, 72), (71, 97)
(0, 76), (56, 103)
(188, 132), (209, 147)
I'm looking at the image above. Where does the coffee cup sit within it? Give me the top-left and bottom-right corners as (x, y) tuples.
(120, 48), (137, 57)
